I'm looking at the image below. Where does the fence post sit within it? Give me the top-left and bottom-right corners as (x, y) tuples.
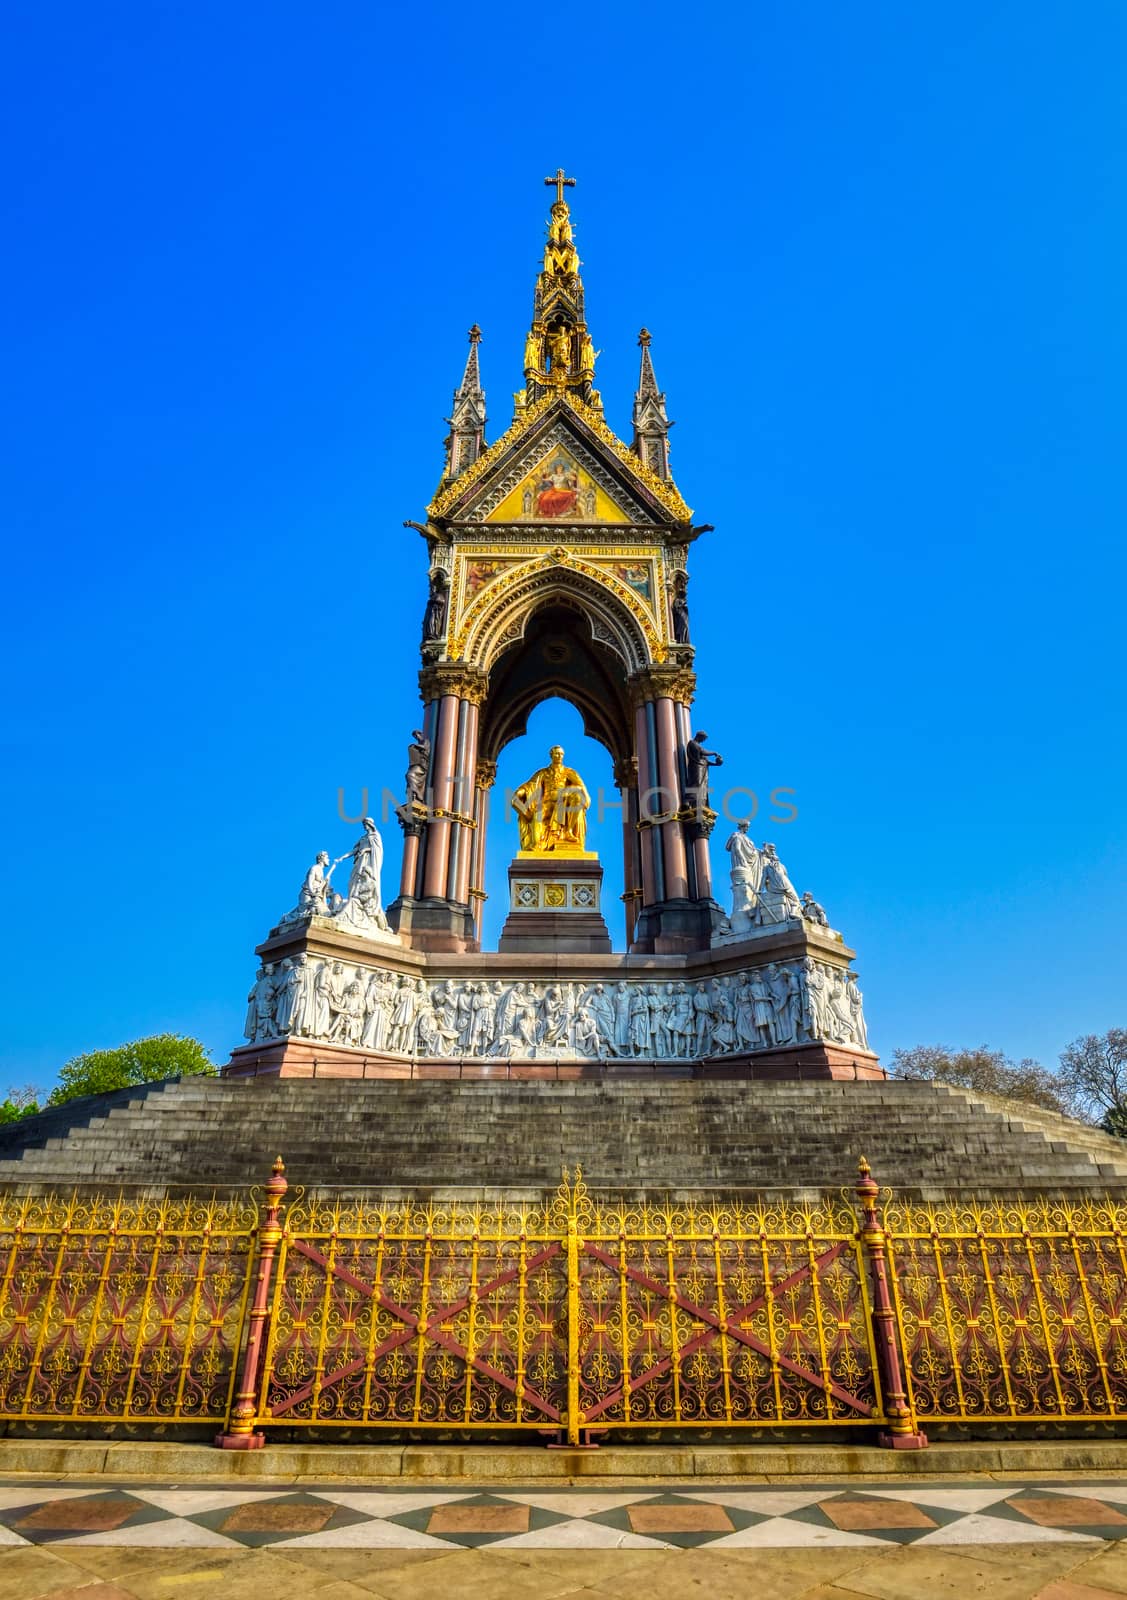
(215, 1155), (288, 1450)
(565, 1188), (581, 1446)
(855, 1157), (928, 1450)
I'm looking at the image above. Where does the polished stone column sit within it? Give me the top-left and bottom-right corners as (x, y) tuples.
(468, 758), (496, 948)
(389, 664), (488, 952)
(627, 663), (719, 953)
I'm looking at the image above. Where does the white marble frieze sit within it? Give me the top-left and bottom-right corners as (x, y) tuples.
(244, 958), (869, 1059)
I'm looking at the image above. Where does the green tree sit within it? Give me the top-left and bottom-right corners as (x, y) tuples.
(0, 1086), (41, 1124)
(889, 1043), (1074, 1117)
(1058, 1030), (1127, 1132)
(48, 1034), (216, 1107)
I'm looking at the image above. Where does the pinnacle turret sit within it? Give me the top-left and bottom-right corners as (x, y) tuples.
(517, 171), (601, 415)
(442, 324), (487, 483)
(632, 328), (673, 480)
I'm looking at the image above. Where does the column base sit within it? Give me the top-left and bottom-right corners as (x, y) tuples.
(878, 1429), (929, 1450)
(388, 895), (478, 954)
(214, 1430), (266, 1450)
(631, 898), (725, 954)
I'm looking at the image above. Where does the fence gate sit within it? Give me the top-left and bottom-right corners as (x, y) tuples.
(247, 1169), (891, 1443)
(256, 1187), (571, 1431)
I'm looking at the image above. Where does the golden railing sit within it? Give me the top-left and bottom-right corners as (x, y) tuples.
(0, 1189), (257, 1425)
(3, 1162), (1127, 1448)
(885, 1193), (1127, 1424)
(251, 1171), (884, 1441)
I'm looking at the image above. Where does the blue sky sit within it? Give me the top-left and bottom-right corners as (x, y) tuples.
(2, 1), (1125, 1091)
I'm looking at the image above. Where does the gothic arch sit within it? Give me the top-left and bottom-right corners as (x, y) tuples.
(456, 559), (659, 677)
(477, 599), (633, 767)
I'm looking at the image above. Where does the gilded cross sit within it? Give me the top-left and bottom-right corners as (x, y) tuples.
(544, 168), (576, 205)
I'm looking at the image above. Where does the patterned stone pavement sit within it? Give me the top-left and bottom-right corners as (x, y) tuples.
(5, 1481), (1127, 1597)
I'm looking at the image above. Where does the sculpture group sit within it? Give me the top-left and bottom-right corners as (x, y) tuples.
(723, 825), (831, 935)
(246, 957), (868, 1058)
(280, 819), (393, 939)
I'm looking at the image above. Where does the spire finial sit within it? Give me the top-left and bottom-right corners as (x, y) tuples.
(632, 327), (672, 479)
(544, 168), (576, 206)
(519, 171), (599, 414)
(442, 323), (487, 484)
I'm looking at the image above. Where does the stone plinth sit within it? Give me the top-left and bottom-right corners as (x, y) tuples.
(498, 855), (612, 954)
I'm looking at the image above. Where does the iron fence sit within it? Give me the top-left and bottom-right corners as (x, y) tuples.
(0, 1162), (1126, 1450)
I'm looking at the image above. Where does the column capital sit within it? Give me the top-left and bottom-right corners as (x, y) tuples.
(419, 663), (490, 707)
(626, 664), (697, 709)
(475, 758), (498, 790)
(613, 753), (639, 789)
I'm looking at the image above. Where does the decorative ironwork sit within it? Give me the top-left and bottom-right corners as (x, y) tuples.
(0, 1189), (256, 1424)
(5, 1161), (1127, 1449)
(885, 1193), (1127, 1424)
(257, 1185), (570, 1431)
(252, 1168), (879, 1441)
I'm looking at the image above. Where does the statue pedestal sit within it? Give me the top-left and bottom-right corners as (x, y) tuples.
(498, 856), (612, 954)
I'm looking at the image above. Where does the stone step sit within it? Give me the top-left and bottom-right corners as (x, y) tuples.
(3, 1076), (1125, 1194)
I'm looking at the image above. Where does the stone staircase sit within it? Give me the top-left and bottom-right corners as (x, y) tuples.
(1, 1076), (1126, 1195)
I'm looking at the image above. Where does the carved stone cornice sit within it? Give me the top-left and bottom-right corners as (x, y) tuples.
(419, 663), (490, 707)
(626, 664), (697, 709)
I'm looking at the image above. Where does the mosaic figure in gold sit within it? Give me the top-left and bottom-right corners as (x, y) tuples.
(512, 745), (591, 854)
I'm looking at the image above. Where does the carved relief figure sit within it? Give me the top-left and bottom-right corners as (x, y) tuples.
(245, 963), (278, 1041)
(848, 975), (869, 1050)
(585, 984), (617, 1057)
(670, 982), (694, 1058)
(692, 982), (715, 1057)
(272, 959), (299, 1034)
(628, 987), (651, 1057)
(769, 963), (800, 1045)
(251, 959), (867, 1063)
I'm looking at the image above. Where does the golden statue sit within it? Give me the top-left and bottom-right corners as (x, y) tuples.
(523, 329), (542, 373)
(512, 745), (592, 855)
(547, 326), (572, 373)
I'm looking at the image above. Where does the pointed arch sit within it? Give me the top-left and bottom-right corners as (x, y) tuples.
(477, 599), (634, 766)
(457, 559), (659, 677)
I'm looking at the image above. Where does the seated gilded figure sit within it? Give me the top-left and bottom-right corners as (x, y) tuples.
(512, 744), (592, 855)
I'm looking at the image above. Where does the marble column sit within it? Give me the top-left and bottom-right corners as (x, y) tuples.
(654, 695), (689, 900)
(614, 754), (641, 949)
(469, 758), (496, 948)
(627, 663), (715, 952)
(422, 692), (460, 900)
(389, 663), (488, 952)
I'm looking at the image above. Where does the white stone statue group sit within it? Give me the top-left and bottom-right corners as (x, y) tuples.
(723, 826), (830, 937)
(245, 958), (868, 1058)
(279, 819), (393, 939)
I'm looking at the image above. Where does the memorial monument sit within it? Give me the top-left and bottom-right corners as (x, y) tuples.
(226, 173), (880, 1082)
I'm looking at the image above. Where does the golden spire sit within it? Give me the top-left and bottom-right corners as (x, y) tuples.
(519, 170), (600, 415)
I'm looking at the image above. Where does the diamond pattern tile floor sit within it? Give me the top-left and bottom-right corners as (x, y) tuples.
(0, 1478), (1125, 1553)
